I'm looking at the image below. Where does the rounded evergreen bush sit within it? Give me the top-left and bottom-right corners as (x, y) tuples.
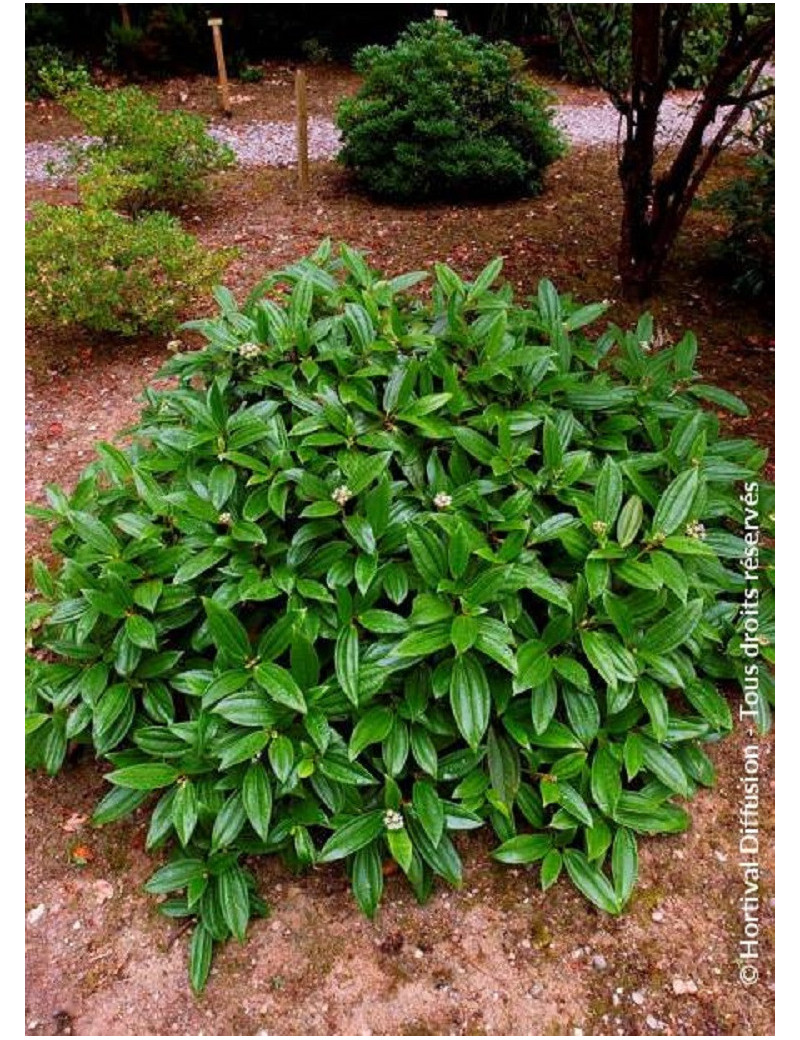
(26, 243), (774, 991)
(336, 20), (566, 202)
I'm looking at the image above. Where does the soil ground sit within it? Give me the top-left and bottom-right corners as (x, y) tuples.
(25, 65), (775, 1036)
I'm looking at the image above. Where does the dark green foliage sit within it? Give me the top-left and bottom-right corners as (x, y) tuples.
(703, 97), (775, 300)
(336, 20), (566, 202)
(26, 243), (774, 989)
(25, 205), (233, 336)
(59, 85), (234, 215)
(548, 4), (731, 91)
(25, 44), (91, 100)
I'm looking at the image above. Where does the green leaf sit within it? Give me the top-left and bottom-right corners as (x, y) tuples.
(616, 496), (643, 547)
(349, 706), (395, 759)
(639, 737), (691, 797)
(387, 827), (414, 873)
(335, 623), (360, 706)
(189, 925), (214, 993)
(451, 615), (479, 654)
(407, 526), (447, 585)
(268, 735), (295, 783)
(253, 662), (307, 714)
(145, 858), (207, 894)
(173, 547), (228, 584)
(639, 599), (703, 655)
(242, 762), (273, 841)
(684, 679), (732, 731)
(450, 654), (490, 750)
(412, 780), (445, 846)
(317, 810), (386, 862)
(492, 834), (552, 864)
(688, 384), (749, 416)
(651, 468), (700, 537)
(343, 515), (376, 555)
(172, 780), (198, 846)
(590, 746), (622, 816)
(540, 848), (562, 890)
(611, 827), (638, 906)
(217, 866), (251, 942)
(594, 457), (623, 526)
(351, 843), (383, 919)
(107, 763), (180, 790)
(638, 677), (669, 741)
(71, 512), (120, 556)
(202, 598), (251, 664)
(125, 614), (158, 651)
(563, 849), (620, 914)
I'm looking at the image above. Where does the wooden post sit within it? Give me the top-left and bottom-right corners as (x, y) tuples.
(207, 18), (231, 116)
(433, 8), (448, 21)
(295, 69), (310, 193)
(119, 4), (131, 30)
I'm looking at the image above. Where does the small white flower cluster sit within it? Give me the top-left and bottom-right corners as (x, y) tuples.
(166, 339), (183, 353)
(331, 485), (353, 507)
(383, 809), (404, 831)
(237, 342), (261, 359)
(685, 520), (706, 540)
(591, 519), (608, 536)
(218, 512), (233, 526)
(433, 491), (452, 510)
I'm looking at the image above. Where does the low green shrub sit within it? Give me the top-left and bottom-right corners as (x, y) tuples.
(25, 45), (91, 99)
(336, 20), (566, 201)
(25, 204), (233, 336)
(26, 243), (774, 991)
(58, 85), (234, 213)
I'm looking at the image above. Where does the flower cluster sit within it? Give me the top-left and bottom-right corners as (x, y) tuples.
(237, 342), (261, 360)
(331, 485), (353, 507)
(685, 520), (707, 540)
(433, 492), (452, 509)
(383, 809), (405, 831)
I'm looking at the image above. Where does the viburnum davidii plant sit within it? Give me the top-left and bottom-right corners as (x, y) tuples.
(25, 243), (775, 992)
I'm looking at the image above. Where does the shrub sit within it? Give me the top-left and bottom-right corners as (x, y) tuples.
(25, 204), (233, 336)
(548, 4), (729, 91)
(26, 244), (774, 991)
(58, 85), (234, 214)
(25, 45), (91, 99)
(336, 20), (566, 201)
(703, 95), (775, 299)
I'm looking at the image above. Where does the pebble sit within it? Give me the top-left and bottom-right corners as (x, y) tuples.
(646, 1014), (663, 1030)
(591, 953), (607, 970)
(25, 100), (751, 185)
(672, 977), (699, 995)
(631, 990), (645, 1006)
(651, 909), (665, 922)
(27, 904), (46, 925)
(413, 947), (424, 960)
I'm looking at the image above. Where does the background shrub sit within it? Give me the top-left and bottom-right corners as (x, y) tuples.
(336, 19), (566, 201)
(60, 85), (234, 214)
(25, 204), (232, 336)
(703, 95), (775, 300)
(547, 4), (730, 91)
(26, 243), (774, 991)
(25, 44), (91, 99)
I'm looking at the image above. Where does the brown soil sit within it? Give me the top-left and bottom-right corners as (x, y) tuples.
(25, 69), (774, 1036)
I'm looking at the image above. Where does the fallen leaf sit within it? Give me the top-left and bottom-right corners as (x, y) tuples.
(62, 813), (87, 833)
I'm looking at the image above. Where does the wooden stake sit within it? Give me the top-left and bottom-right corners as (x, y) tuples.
(119, 4), (131, 30)
(295, 69), (310, 193)
(207, 18), (231, 116)
(433, 8), (448, 21)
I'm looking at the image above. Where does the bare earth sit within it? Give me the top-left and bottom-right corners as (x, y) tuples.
(25, 65), (775, 1037)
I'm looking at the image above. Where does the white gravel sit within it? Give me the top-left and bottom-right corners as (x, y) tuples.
(24, 98), (740, 184)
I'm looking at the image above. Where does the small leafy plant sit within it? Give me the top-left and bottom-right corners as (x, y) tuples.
(25, 203), (233, 336)
(336, 19), (566, 201)
(58, 85), (234, 214)
(26, 244), (774, 991)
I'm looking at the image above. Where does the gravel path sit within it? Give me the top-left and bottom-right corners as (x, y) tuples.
(24, 98), (735, 183)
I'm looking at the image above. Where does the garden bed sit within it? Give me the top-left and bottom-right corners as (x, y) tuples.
(25, 67), (774, 1037)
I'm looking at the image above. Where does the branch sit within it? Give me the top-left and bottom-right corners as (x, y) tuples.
(719, 86), (774, 106)
(564, 4), (630, 115)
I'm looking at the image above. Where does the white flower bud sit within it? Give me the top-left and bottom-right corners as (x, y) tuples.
(383, 809), (404, 831)
(433, 492), (453, 509)
(331, 485), (353, 507)
(218, 512), (232, 526)
(237, 342), (261, 359)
